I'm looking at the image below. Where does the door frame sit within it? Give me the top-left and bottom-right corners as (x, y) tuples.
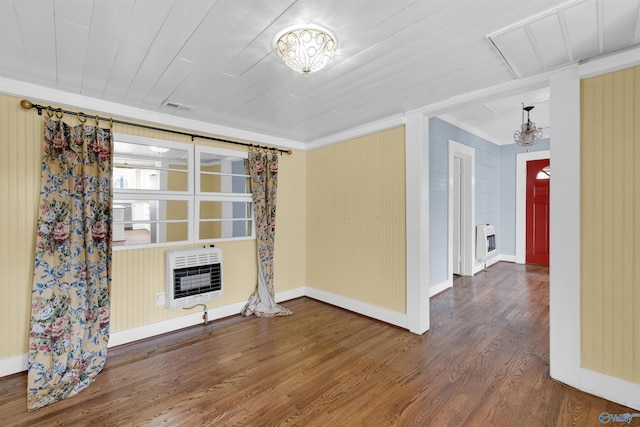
(515, 150), (550, 264)
(448, 140), (475, 279)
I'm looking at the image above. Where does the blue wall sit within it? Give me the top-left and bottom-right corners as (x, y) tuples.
(429, 116), (550, 287)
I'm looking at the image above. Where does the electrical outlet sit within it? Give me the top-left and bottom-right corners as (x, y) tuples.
(156, 292), (165, 306)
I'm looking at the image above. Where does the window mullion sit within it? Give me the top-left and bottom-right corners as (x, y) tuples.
(113, 135), (252, 248)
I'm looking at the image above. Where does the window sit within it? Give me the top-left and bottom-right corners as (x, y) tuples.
(112, 134), (252, 248)
(195, 146), (253, 240)
(536, 165), (550, 180)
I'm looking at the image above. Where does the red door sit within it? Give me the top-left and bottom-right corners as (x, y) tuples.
(526, 159), (550, 265)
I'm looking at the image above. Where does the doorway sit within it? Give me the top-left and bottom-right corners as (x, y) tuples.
(452, 157), (463, 275)
(526, 159), (550, 265)
(515, 150), (550, 264)
(448, 140), (475, 280)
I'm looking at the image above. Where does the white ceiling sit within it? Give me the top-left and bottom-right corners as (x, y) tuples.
(1, 0), (639, 146)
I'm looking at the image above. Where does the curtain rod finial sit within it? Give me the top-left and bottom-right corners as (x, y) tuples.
(20, 99), (33, 110)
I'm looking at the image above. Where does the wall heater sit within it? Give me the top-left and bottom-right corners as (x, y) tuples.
(166, 247), (222, 309)
(476, 224), (496, 261)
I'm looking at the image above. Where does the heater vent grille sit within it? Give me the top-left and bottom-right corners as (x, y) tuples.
(166, 247), (222, 309)
(476, 224), (497, 261)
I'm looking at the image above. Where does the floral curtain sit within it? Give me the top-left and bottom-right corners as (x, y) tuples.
(27, 117), (112, 410)
(241, 148), (292, 317)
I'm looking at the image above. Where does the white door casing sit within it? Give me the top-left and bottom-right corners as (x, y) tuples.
(448, 140), (475, 280)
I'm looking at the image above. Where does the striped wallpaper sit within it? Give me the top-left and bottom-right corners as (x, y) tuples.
(0, 94), (41, 359)
(306, 126), (407, 314)
(581, 65), (640, 384)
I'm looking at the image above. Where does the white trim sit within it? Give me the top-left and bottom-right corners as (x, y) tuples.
(273, 287), (306, 303)
(107, 306), (240, 348)
(579, 45), (640, 79)
(472, 253), (501, 275)
(486, 0), (585, 39)
(549, 67), (581, 387)
(429, 280), (452, 297)
(0, 77), (305, 152)
(306, 114), (406, 151)
(405, 69), (560, 118)
(499, 254), (516, 263)
(405, 113), (430, 335)
(448, 140), (475, 280)
(432, 254), (514, 298)
(577, 368), (640, 411)
(515, 150), (550, 264)
(110, 286), (305, 347)
(0, 354), (28, 378)
(439, 114), (550, 146)
(440, 115), (502, 146)
(304, 288), (407, 329)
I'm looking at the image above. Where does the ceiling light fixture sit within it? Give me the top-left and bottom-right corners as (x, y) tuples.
(274, 24), (337, 75)
(149, 146), (170, 154)
(514, 103), (543, 149)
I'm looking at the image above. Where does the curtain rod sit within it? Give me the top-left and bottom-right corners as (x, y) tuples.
(19, 99), (292, 155)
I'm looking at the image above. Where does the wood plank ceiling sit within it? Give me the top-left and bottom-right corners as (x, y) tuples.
(1, 0), (639, 144)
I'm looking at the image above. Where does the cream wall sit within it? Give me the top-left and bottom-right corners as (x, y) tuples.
(580, 65), (640, 385)
(0, 93), (306, 361)
(0, 94), (40, 361)
(306, 126), (407, 314)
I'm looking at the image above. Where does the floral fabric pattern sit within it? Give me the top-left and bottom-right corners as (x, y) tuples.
(241, 149), (292, 317)
(27, 118), (112, 410)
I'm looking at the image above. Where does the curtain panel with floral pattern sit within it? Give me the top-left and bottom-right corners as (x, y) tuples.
(241, 149), (292, 318)
(27, 118), (112, 410)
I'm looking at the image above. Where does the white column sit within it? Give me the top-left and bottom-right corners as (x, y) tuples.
(405, 113), (430, 334)
(549, 66), (581, 384)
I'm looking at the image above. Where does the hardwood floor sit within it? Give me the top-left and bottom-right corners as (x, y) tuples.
(1, 262), (636, 426)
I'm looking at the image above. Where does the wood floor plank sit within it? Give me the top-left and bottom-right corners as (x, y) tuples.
(1, 262), (637, 426)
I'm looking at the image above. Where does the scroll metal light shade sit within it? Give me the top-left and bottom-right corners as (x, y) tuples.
(514, 104), (543, 149)
(149, 146), (170, 154)
(274, 25), (337, 75)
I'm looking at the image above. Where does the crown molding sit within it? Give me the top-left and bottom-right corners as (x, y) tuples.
(437, 114), (504, 146)
(406, 71), (559, 119)
(579, 45), (640, 79)
(305, 114), (406, 151)
(0, 77), (306, 152)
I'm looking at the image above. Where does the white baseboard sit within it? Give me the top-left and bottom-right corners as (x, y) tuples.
(0, 353), (28, 378)
(0, 287), (306, 377)
(304, 287), (407, 329)
(429, 279), (452, 297)
(109, 286), (306, 348)
(274, 287), (306, 303)
(499, 254), (516, 263)
(473, 253), (502, 274)
(555, 367), (640, 411)
(432, 254), (513, 297)
(106, 302), (246, 348)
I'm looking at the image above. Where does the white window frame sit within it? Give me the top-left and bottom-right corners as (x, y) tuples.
(112, 134), (254, 250)
(195, 145), (253, 242)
